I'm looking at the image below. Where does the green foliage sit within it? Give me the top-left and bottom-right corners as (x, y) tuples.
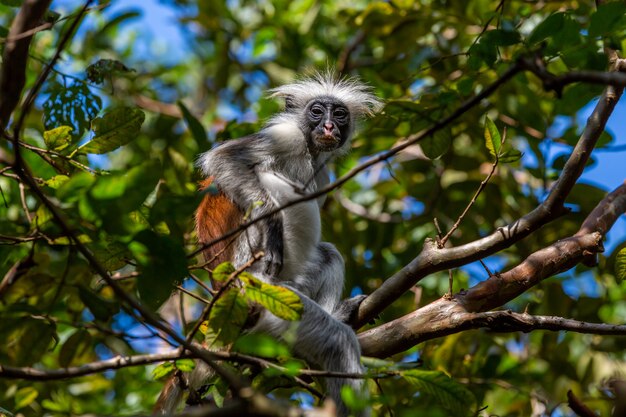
(77, 107), (145, 155)
(43, 81), (102, 138)
(401, 370), (477, 416)
(0, 1), (625, 416)
(240, 273), (303, 321)
(204, 288), (249, 347)
(615, 247), (626, 283)
(86, 59), (134, 85)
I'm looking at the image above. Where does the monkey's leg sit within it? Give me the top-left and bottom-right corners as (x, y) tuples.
(254, 291), (369, 417)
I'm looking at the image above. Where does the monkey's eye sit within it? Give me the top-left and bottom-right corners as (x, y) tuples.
(310, 106), (324, 118)
(334, 109), (347, 118)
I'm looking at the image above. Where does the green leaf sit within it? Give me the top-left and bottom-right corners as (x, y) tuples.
(240, 273), (303, 321)
(498, 149), (523, 163)
(615, 247), (626, 283)
(43, 126), (73, 151)
(14, 387), (38, 411)
(43, 80), (101, 138)
(44, 175), (70, 190)
(484, 117), (501, 158)
(589, 2), (626, 38)
(401, 370), (476, 417)
(232, 333), (290, 358)
(132, 230), (188, 309)
(212, 262), (236, 282)
(152, 362), (175, 380)
(421, 127), (452, 160)
(205, 288), (249, 347)
(78, 286), (118, 321)
(178, 101), (209, 149)
(9, 318), (56, 366)
(0, 0), (23, 7)
(175, 359), (196, 372)
(59, 329), (92, 367)
(78, 107), (145, 154)
(86, 59), (134, 85)
(527, 12), (565, 45)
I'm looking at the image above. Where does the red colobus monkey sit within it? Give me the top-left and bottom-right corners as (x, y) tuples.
(154, 73), (382, 416)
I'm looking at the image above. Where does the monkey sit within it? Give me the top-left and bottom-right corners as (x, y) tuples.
(153, 72), (382, 416)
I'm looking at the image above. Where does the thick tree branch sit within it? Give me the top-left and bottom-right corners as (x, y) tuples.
(0, 0), (52, 129)
(359, 182), (626, 357)
(355, 60), (626, 327)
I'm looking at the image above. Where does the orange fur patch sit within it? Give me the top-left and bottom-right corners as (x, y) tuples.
(195, 177), (242, 272)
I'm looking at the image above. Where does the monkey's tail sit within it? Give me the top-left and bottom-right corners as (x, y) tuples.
(152, 375), (184, 415)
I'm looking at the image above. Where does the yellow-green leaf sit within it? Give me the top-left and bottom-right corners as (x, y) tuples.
(175, 359), (196, 372)
(212, 262), (235, 282)
(484, 117), (501, 158)
(152, 362), (175, 380)
(205, 288), (249, 347)
(14, 387), (38, 410)
(43, 126), (73, 151)
(44, 175), (70, 189)
(240, 274), (303, 321)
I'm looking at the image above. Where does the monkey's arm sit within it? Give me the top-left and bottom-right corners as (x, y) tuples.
(197, 137), (285, 278)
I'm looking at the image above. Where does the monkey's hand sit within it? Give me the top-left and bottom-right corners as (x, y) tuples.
(333, 294), (367, 327)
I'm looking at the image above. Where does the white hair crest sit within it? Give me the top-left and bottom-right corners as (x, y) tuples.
(268, 71), (383, 118)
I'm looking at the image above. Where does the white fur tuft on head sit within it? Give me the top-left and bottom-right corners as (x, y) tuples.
(268, 70), (383, 118)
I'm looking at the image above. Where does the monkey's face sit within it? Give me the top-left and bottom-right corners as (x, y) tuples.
(305, 97), (351, 153)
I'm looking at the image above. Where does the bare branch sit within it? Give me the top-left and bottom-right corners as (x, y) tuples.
(359, 182), (626, 357)
(355, 62), (626, 327)
(0, 351), (192, 381)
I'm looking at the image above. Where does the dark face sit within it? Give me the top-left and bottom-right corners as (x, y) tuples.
(304, 96), (351, 153)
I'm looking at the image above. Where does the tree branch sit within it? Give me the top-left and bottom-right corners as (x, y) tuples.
(0, 351), (193, 381)
(0, 0), (52, 129)
(359, 181), (626, 357)
(355, 59), (626, 327)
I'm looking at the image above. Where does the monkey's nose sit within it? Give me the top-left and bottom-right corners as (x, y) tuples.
(324, 123), (334, 134)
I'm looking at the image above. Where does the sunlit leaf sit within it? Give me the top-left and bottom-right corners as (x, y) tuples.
(14, 387), (38, 411)
(204, 288), (249, 347)
(484, 117), (501, 158)
(175, 359), (196, 372)
(212, 262), (236, 282)
(152, 362), (175, 380)
(240, 273), (303, 321)
(43, 126), (73, 151)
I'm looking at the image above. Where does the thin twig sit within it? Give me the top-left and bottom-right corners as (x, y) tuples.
(185, 252), (264, 344)
(439, 159), (499, 247)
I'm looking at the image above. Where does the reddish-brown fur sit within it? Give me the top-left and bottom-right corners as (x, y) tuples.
(195, 177), (242, 272)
